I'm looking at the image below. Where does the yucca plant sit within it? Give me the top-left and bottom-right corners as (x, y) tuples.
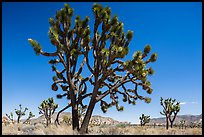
(38, 97), (58, 126)
(160, 97), (180, 129)
(5, 112), (14, 123)
(23, 112), (35, 124)
(28, 3), (157, 134)
(15, 104), (28, 123)
(139, 113), (150, 126)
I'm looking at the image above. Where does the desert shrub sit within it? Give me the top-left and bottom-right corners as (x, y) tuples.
(116, 123), (126, 128)
(62, 115), (72, 125)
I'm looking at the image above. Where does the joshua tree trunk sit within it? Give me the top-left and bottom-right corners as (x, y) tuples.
(166, 116), (169, 130)
(169, 112), (177, 128)
(79, 83), (99, 134)
(170, 121), (173, 128)
(46, 118), (49, 126)
(17, 115), (20, 123)
(71, 103), (79, 130)
(79, 101), (96, 134)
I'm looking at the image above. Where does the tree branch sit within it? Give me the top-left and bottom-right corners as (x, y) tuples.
(40, 51), (58, 57)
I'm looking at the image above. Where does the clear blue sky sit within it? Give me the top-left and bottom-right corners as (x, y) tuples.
(2, 2), (202, 124)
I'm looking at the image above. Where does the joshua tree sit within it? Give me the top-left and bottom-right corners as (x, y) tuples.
(190, 122), (196, 128)
(5, 112), (14, 123)
(139, 114), (150, 126)
(23, 112), (35, 124)
(179, 120), (185, 129)
(38, 97), (58, 126)
(15, 104), (28, 123)
(28, 3), (157, 134)
(160, 97), (180, 129)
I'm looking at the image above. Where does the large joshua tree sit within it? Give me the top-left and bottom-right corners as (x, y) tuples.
(160, 97), (180, 129)
(28, 3), (157, 134)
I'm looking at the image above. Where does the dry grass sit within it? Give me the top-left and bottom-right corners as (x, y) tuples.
(2, 123), (202, 135)
(2, 123), (74, 135)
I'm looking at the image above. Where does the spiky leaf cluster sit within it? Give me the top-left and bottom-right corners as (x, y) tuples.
(39, 97), (58, 114)
(86, 4), (157, 114)
(28, 39), (42, 55)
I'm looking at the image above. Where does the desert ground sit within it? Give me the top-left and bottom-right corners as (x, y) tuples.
(2, 123), (202, 135)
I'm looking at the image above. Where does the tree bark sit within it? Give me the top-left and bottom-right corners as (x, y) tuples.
(79, 83), (99, 134)
(71, 103), (79, 130)
(170, 121), (173, 128)
(46, 118), (49, 127)
(17, 115), (21, 123)
(166, 116), (169, 130)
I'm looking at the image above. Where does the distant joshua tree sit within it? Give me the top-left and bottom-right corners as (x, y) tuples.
(160, 97), (180, 129)
(15, 104), (28, 123)
(179, 120), (185, 129)
(38, 97), (58, 126)
(5, 112), (14, 123)
(139, 114), (150, 126)
(23, 112), (35, 124)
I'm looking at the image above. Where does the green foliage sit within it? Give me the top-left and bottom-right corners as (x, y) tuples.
(27, 3), (158, 132)
(160, 97), (180, 129)
(15, 104), (28, 123)
(143, 44), (151, 54)
(150, 53), (158, 62)
(139, 114), (150, 126)
(148, 67), (155, 75)
(126, 30), (133, 41)
(52, 76), (58, 82)
(116, 123), (126, 128)
(38, 97), (58, 126)
(117, 106), (124, 111)
(146, 88), (153, 94)
(49, 18), (55, 26)
(28, 39), (42, 55)
(144, 97), (151, 103)
(133, 51), (142, 60)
